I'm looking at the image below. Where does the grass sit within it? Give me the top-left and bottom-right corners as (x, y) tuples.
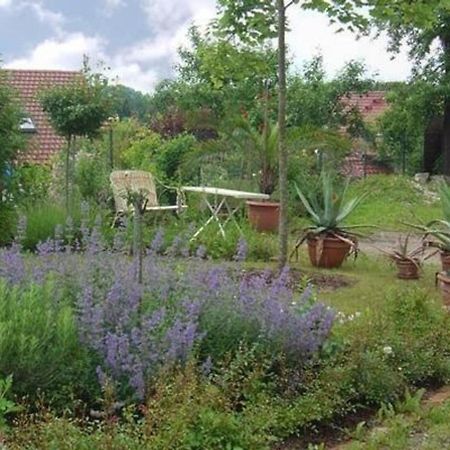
(296, 252), (441, 314)
(339, 392), (450, 449)
(346, 175), (441, 231)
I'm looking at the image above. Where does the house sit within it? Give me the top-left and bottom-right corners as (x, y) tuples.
(341, 90), (392, 177)
(6, 69), (79, 164)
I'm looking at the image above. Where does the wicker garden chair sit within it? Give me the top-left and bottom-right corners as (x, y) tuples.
(110, 170), (187, 226)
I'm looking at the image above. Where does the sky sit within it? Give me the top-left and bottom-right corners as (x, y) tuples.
(0, 0), (413, 93)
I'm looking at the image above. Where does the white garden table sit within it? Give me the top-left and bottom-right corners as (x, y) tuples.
(181, 186), (270, 239)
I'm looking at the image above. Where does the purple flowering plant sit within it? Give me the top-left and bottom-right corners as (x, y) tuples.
(0, 218), (335, 401)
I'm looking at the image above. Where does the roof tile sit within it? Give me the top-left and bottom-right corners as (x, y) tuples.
(5, 69), (80, 164)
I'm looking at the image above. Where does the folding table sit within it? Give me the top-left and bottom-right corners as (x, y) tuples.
(181, 186), (270, 239)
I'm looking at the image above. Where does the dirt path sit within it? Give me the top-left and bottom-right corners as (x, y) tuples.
(359, 232), (440, 264)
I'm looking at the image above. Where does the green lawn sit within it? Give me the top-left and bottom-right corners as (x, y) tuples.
(287, 249), (442, 314)
(346, 175), (441, 231)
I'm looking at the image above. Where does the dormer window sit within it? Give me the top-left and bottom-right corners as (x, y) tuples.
(20, 117), (36, 133)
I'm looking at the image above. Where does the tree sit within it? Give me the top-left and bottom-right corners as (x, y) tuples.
(0, 66), (24, 200)
(40, 62), (113, 210)
(108, 84), (150, 121)
(216, 0), (368, 267)
(369, 0), (450, 174)
(148, 27), (278, 137)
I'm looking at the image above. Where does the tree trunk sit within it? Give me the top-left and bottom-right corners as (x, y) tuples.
(277, 0), (288, 268)
(262, 80), (270, 194)
(442, 36), (450, 176)
(133, 197), (143, 284)
(109, 125), (114, 169)
(65, 135), (72, 212)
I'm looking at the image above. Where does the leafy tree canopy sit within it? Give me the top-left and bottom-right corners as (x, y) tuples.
(40, 60), (114, 140)
(108, 84), (151, 122)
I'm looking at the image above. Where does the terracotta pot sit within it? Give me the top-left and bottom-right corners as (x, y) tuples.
(307, 235), (352, 269)
(436, 271), (450, 310)
(395, 259), (420, 280)
(441, 251), (450, 271)
(246, 201), (280, 232)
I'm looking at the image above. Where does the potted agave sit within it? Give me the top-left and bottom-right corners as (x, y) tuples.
(410, 183), (450, 270)
(409, 183), (450, 307)
(378, 234), (429, 280)
(293, 171), (368, 268)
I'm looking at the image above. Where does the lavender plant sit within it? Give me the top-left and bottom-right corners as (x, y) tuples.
(0, 221), (335, 402)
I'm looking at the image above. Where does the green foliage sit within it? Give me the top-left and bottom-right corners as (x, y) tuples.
(0, 67), (24, 192)
(39, 63), (113, 140)
(0, 205), (17, 246)
(287, 55), (374, 132)
(10, 164), (52, 204)
(20, 202), (69, 251)
(74, 150), (110, 204)
(0, 375), (19, 429)
(108, 84), (150, 121)
(0, 281), (95, 404)
(295, 170), (368, 235)
(409, 183), (450, 252)
(156, 134), (198, 183)
(121, 131), (162, 171)
(229, 116), (279, 194)
(377, 82), (437, 174)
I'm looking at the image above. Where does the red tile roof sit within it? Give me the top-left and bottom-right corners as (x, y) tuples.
(5, 69), (80, 164)
(342, 91), (389, 122)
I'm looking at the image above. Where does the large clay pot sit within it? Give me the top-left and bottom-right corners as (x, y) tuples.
(440, 251), (450, 271)
(246, 201), (280, 232)
(436, 271), (450, 310)
(307, 235), (352, 269)
(395, 259), (420, 280)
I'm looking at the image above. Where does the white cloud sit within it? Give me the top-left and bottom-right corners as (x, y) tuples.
(110, 63), (158, 92)
(0, 0), (12, 7)
(6, 33), (106, 70)
(287, 9), (411, 80)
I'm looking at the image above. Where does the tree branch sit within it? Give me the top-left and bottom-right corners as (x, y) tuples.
(285, 0), (296, 10)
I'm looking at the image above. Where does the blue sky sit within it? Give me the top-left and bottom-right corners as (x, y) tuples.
(1, 0), (412, 92)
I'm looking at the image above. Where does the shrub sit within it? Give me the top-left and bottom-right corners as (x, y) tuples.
(10, 164), (52, 204)
(74, 150), (110, 204)
(20, 202), (68, 251)
(0, 280), (96, 404)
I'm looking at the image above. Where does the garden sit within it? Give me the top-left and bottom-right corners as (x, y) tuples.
(2, 1), (450, 449)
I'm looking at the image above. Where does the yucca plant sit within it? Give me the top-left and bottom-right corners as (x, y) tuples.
(291, 171), (368, 265)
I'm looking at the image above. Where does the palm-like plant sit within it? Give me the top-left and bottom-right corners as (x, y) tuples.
(230, 116), (278, 195)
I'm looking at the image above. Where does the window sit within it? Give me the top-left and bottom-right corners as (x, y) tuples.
(19, 117), (36, 133)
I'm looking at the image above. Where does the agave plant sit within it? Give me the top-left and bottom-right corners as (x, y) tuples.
(291, 171), (368, 261)
(295, 171), (368, 236)
(378, 234), (430, 264)
(410, 183), (450, 252)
